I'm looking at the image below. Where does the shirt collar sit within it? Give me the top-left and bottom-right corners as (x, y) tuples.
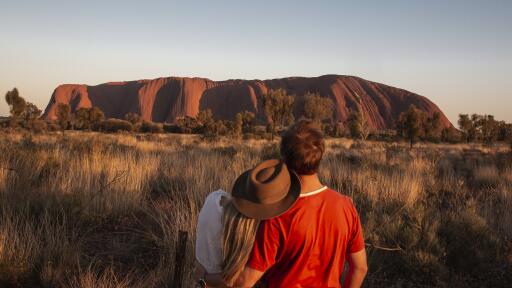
(299, 186), (328, 198)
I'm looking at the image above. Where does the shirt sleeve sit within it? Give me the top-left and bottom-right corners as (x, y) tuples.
(347, 200), (365, 254)
(246, 219), (282, 272)
(195, 192), (224, 273)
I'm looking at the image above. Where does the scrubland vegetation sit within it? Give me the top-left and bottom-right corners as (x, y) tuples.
(2, 88), (512, 287)
(0, 131), (511, 287)
(3, 87), (512, 147)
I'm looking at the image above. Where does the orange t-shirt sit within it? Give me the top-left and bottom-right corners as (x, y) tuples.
(247, 187), (365, 288)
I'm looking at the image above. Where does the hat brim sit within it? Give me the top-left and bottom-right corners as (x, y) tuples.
(231, 169), (301, 220)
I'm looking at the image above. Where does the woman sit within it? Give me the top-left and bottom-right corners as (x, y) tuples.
(195, 159), (301, 287)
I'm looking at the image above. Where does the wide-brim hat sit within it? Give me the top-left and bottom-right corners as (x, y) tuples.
(231, 159), (301, 220)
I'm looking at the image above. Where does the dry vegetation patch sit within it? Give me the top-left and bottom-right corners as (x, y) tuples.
(0, 132), (510, 287)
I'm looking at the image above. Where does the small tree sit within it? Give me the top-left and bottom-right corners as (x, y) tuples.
(262, 89), (295, 141)
(458, 114), (472, 142)
(441, 127), (462, 143)
(509, 131), (512, 151)
(347, 94), (369, 141)
(470, 114), (483, 142)
(424, 112), (442, 142)
(234, 113), (243, 136)
(203, 120), (228, 139)
(89, 107), (105, 130)
(74, 107), (91, 130)
(57, 103), (71, 131)
(197, 109), (214, 127)
(194, 109), (216, 135)
(303, 92), (334, 124)
(235, 111), (256, 134)
(497, 123), (512, 142)
(175, 116), (200, 134)
(73, 106), (105, 130)
(21, 102), (42, 130)
(324, 122), (345, 138)
(480, 115), (498, 144)
(347, 111), (363, 140)
(5, 88), (43, 131)
(397, 105), (423, 148)
(5, 88), (27, 127)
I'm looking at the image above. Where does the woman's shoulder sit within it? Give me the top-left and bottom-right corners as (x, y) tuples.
(205, 189), (230, 202)
(203, 190), (231, 213)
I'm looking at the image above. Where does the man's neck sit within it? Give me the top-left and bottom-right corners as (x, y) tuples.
(297, 173), (324, 194)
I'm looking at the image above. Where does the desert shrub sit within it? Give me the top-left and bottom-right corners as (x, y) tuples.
(323, 122), (346, 138)
(99, 119), (133, 133)
(0, 133), (511, 287)
(163, 123), (180, 133)
(235, 111), (256, 134)
(438, 207), (510, 285)
(30, 120), (47, 134)
(441, 127), (462, 143)
(0, 117), (10, 128)
(202, 120), (230, 139)
(46, 121), (61, 132)
(175, 116), (200, 134)
(138, 121), (163, 134)
(262, 89), (295, 140)
(124, 112), (142, 125)
(367, 130), (397, 142)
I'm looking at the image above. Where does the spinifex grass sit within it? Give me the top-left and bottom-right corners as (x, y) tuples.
(0, 131), (510, 287)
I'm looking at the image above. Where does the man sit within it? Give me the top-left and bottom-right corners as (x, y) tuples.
(235, 120), (368, 288)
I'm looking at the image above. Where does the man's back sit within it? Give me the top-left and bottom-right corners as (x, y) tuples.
(248, 187), (365, 288)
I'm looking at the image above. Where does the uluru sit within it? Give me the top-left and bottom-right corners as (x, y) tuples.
(43, 75), (452, 129)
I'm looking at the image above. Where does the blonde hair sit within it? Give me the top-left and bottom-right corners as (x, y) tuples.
(222, 201), (260, 286)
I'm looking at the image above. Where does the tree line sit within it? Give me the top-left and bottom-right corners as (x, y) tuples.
(3, 87), (512, 146)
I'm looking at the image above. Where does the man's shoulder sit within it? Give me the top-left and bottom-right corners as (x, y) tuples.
(323, 188), (355, 203)
(287, 188), (356, 214)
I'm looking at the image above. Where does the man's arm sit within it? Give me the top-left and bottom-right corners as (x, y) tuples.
(343, 249), (368, 288)
(233, 266), (265, 288)
(234, 218), (280, 287)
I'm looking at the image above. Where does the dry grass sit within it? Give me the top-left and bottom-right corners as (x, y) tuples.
(0, 130), (511, 287)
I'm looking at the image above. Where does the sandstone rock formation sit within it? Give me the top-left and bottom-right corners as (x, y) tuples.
(43, 75), (452, 129)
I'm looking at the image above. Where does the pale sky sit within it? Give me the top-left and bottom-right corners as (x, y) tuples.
(1, 0), (511, 124)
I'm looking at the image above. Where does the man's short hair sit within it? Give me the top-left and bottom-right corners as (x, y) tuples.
(280, 120), (325, 175)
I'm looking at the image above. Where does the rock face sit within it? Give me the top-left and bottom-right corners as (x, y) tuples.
(43, 75), (452, 129)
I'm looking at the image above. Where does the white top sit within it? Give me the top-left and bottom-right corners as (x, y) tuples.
(195, 190), (230, 273)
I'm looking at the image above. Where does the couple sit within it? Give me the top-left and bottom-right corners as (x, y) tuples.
(195, 120), (368, 287)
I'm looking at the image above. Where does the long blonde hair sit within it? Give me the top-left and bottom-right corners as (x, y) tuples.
(222, 201), (260, 286)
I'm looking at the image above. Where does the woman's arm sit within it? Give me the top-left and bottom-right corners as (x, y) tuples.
(195, 260), (227, 288)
